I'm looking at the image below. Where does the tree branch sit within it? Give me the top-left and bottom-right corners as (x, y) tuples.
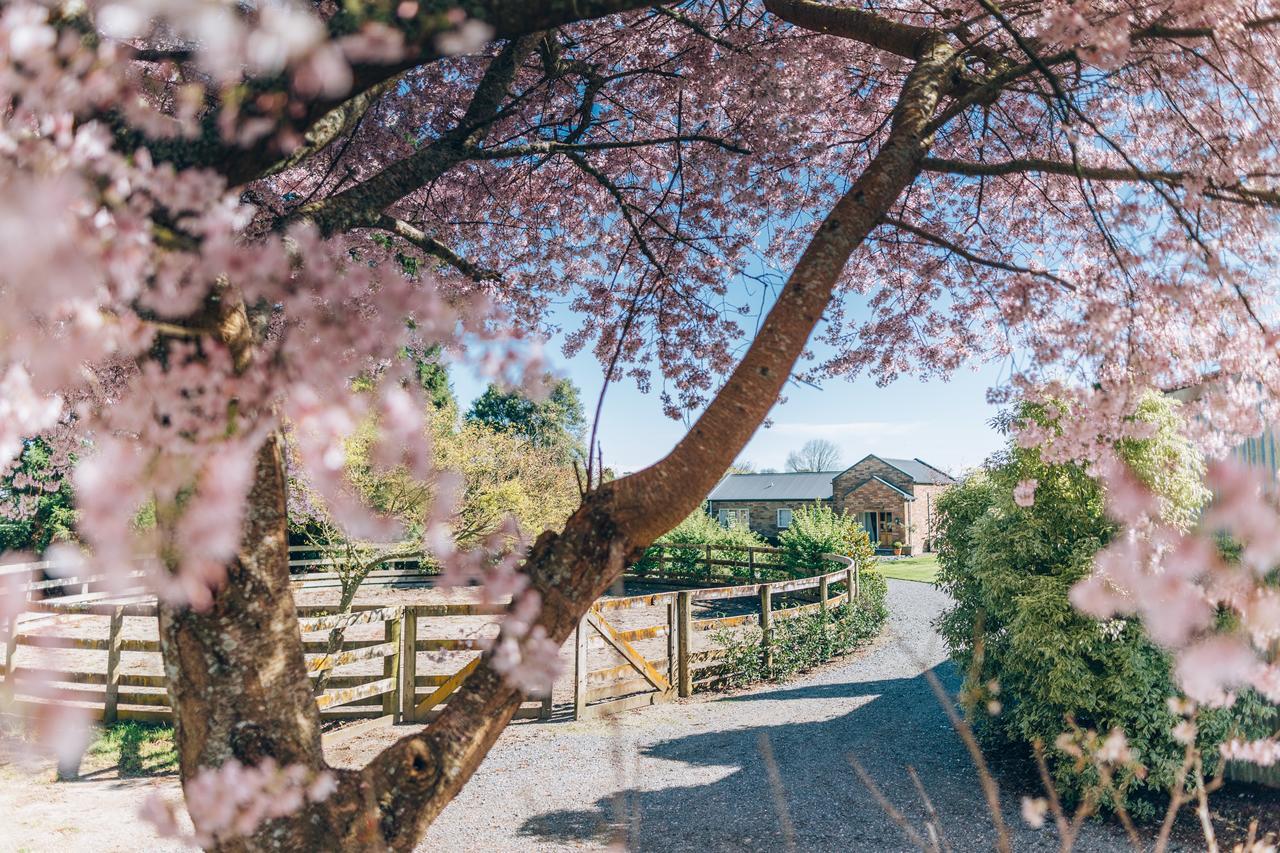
(920, 157), (1280, 207)
(295, 34), (538, 236)
(356, 32), (961, 850)
(469, 134), (750, 159)
(881, 215), (1076, 290)
(763, 0), (937, 59)
(377, 216), (501, 282)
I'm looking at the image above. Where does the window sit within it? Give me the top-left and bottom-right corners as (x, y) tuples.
(718, 508), (750, 529)
(777, 508), (793, 529)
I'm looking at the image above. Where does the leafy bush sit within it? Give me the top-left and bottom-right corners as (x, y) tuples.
(715, 571), (888, 688)
(633, 509), (769, 579)
(935, 394), (1275, 819)
(778, 502), (875, 576)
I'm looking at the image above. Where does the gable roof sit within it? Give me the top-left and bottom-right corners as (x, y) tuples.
(846, 475), (916, 500)
(842, 454), (958, 485)
(707, 471), (838, 501)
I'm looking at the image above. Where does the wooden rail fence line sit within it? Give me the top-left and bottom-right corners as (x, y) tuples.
(1, 549), (862, 729)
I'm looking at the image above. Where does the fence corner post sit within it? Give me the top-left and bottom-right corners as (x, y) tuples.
(819, 574), (830, 617)
(384, 609), (402, 722)
(666, 599), (677, 692)
(400, 605), (417, 723)
(2, 617), (17, 706)
(748, 548), (756, 582)
(104, 605), (125, 725)
(676, 591), (693, 697)
(758, 584), (773, 675)
(846, 566), (856, 605)
(573, 614), (588, 720)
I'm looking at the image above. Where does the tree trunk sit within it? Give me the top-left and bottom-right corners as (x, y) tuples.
(157, 436), (311, 836)
(156, 21), (959, 852)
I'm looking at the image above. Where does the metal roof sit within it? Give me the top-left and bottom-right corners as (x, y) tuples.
(878, 457), (957, 485)
(707, 471), (838, 501)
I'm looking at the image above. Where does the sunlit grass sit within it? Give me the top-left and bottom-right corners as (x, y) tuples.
(873, 554), (938, 584)
(83, 722), (178, 777)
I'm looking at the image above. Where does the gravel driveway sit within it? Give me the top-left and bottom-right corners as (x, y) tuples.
(3, 580), (1176, 851)
(409, 580), (1162, 852)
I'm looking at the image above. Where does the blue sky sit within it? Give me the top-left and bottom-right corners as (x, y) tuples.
(452, 336), (1010, 478)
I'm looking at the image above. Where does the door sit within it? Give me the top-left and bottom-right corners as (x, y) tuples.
(862, 512), (877, 544)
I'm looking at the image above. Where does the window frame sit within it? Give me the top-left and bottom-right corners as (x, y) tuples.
(776, 508), (793, 529)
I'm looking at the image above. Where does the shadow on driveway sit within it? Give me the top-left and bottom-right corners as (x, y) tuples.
(515, 661), (1142, 852)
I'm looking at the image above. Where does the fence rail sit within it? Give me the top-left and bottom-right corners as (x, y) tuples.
(1, 547), (862, 729)
(576, 552), (861, 716)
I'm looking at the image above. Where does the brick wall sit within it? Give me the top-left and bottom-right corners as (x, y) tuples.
(836, 479), (909, 548)
(911, 484), (950, 552)
(707, 499), (829, 539)
(832, 456), (914, 501)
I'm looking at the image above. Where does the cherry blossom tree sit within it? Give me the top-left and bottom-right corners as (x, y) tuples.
(3, 0), (1280, 849)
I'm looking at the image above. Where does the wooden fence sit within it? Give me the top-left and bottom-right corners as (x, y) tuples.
(576, 553), (860, 717)
(0, 548), (859, 728)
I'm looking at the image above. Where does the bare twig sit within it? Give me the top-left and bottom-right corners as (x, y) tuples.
(758, 731), (798, 852)
(922, 668), (1013, 853)
(907, 764), (951, 853)
(846, 753), (932, 851)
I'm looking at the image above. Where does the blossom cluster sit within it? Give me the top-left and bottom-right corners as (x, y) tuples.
(1071, 458), (1280, 722)
(139, 758), (336, 847)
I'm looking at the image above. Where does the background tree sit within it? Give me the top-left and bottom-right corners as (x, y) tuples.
(0, 439), (75, 555)
(466, 377), (586, 462)
(785, 439), (842, 472)
(3, 1), (1280, 849)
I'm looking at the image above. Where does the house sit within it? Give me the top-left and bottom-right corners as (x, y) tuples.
(706, 455), (958, 553)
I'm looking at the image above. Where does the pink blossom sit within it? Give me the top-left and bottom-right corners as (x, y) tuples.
(1175, 636), (1259, 707)
(1219, 738), (1280, 767)
(1020, 796), (1048, 829)
(1013, 479), (1038, 508)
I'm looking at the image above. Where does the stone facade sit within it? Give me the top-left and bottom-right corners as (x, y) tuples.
(707, 498), (827, 540)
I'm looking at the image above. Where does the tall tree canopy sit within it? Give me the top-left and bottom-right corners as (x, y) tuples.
(2, 1), (1280, 849)
(785, 438), (842, 472)
(465, 376), (586, 459)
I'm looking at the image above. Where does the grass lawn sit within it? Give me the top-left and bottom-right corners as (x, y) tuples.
(83, 721), (178, 777)
(873, 554), (939, 584)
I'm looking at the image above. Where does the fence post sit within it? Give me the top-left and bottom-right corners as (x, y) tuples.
(383, 609), (402, 721)
(748, 548), (756, 582)
(677, 591), (693, 697)
(666, 599), (676, 690)
(2, 617), (16, 706)
(705, 545), (712, 581)
(846, 566), (856, 605)
(400, 606), (417, 723)
(759, 584), (773, 675)
(657, 545), (665, 580)
(104, 606), (124, 725)
(573, 615), (588, 719)
(819, 575), (830, 617)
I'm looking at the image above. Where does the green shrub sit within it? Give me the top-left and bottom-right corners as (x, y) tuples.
(634, 509), (768, 579)
(935, 394), (1275, 819)
(778, 502), (875, 576)
(715, 571), (888, 688)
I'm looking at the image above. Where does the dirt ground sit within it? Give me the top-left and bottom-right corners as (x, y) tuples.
(2, 580), (1277, 852)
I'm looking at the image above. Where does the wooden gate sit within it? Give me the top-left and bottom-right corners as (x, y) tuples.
(573, 597), (676, 718)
